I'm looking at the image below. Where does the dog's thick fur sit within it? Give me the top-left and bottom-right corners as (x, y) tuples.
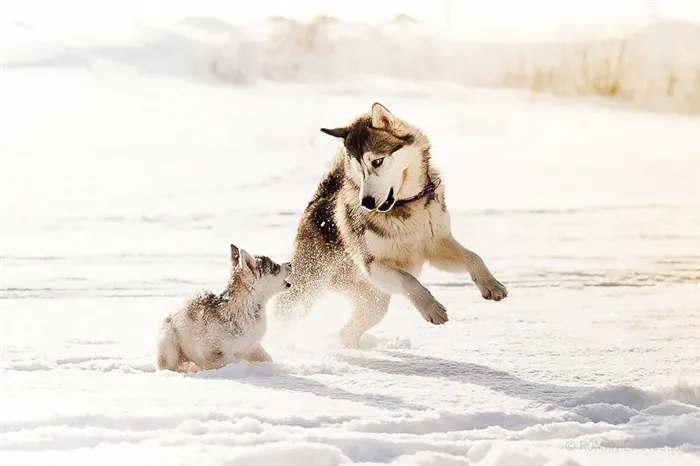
(276, 102), (508, 348)
(156, 245), (292, 372)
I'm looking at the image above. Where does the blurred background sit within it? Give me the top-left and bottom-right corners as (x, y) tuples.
(4, 0), (700, 114)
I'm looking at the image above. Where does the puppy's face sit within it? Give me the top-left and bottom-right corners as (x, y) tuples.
(230, 244), (292, 296)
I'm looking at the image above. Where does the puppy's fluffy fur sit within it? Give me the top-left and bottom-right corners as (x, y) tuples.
(156, 244), (292, 372)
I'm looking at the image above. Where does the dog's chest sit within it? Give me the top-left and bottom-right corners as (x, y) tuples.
(212, 310), (266, 356)
(364, 202), (447, 273)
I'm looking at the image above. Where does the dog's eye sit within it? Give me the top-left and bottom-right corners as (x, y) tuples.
(273, 263), (280, 274)
(371, 158), (384, 168)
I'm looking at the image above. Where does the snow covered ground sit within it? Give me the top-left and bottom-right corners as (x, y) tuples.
(2, 9), (700, 466)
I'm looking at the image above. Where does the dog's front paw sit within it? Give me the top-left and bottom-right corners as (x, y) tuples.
(417, 298), (449, 325)
(473, 275), (508, 301)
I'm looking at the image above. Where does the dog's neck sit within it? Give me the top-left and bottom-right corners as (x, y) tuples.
(221, 273), (271, 316)
(396, 157), (431, 201)
(395, 176), (439, 207)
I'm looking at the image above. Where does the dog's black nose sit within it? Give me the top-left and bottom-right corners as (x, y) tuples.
(361, 196), (376, 210)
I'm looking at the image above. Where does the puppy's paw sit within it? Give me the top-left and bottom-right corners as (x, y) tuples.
(243, 345), (273, 363)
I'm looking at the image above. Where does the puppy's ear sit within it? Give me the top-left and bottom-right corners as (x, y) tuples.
(230, 244), (240, 264)
(320, 127), (349, 139)
(238, 248), (257, 274)
(370, 102), (396, 131)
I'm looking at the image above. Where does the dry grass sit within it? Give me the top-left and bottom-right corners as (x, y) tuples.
(211, 17), (700, 115)
(504, 34), (700, 114)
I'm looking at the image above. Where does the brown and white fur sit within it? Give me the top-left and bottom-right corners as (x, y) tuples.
(275, 102), (508, 348)
(156, 245), (292, 372)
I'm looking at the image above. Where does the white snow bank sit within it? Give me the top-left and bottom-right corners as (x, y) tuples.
(4, 15), (699, 114)
(210, 16), (700, 114)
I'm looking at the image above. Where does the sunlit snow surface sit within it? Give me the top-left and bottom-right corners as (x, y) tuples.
(2, 13), (700, 466)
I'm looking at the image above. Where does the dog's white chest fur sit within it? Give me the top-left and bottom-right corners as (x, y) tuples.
(215, 314), (266, 357)
(365, 200), (449, 276)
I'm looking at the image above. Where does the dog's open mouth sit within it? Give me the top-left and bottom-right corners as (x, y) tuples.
(377, 188), (395, 212)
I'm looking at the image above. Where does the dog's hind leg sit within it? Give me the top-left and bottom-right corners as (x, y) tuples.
(156, 317), (181, 371)
(339, 281), (391, 349)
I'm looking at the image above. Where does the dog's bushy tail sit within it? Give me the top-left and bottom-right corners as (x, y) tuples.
(156, 318), (180, 371)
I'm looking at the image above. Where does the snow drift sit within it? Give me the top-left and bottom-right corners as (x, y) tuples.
(209, 16), (700, 114)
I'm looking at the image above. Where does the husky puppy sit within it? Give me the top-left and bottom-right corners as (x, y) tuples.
(156, 245), (292, 372)
(276, 102), (508, 348)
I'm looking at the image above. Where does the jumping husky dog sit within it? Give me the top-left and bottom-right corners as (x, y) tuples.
(276, 102), (508, 348)
(156, 244), (292, 372)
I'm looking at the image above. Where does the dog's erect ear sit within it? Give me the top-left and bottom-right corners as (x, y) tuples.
(231, 244), (256, 273)
(320, 127), (349, 139)
(238, 248), (257, 274)
(371, 102), (396, 131)
(230, 244), (241, 264)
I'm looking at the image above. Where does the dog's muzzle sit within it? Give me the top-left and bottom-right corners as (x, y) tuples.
(376, 188), (396, 212)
